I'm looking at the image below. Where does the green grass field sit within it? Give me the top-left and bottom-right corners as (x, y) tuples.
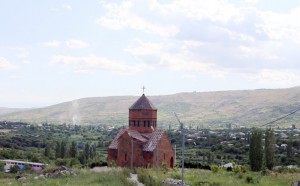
(139, 167), (299, 186)
(1, 167), (299, 186)
(0, 169), (135, 186)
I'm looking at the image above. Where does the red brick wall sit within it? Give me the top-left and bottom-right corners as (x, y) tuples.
(107, 149), (117, 163)
(129, 109), (158, 133)
(108, 130), (174, 169)
(129, 109), (157, 119)
(156, 132), (175, 168)
(116, 131), (145, 168)
(143, 151), (154, 168)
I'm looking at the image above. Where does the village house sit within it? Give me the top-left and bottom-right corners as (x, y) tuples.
(108, 94), (175, 168)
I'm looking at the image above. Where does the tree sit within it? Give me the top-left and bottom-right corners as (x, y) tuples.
(44, 144), (51, 158)
(90, 144), (97, 160)
(84, 143), (90, 162)
(249, 128), (263, 171)
(69, 141), (77, 158)
(60, 141), (67, 158)
(265, 128), (275, 170)
(287, 141), (293, 158)
(55, 141), (61, 159)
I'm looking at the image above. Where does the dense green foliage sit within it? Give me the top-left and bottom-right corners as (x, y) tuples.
(265, 128), (275, 170)
(249, 129), (263, 171)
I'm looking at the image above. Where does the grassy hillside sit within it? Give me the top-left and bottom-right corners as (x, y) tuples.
(1, 87), (300, 128)
(0, 107), (27, 115)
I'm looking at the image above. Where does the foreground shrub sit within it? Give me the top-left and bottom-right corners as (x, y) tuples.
(240, 165), (249, 173)
(10, 166), (19, 173)
(55, 158), (68, 166)
(108, 160), (116, 167)
(89, 160), (107, 168)
(122, 167), (131, 177)
(210, 165), (219, 173)
(136, 168), (161, 186)
(245, 176), (254, 184)
(170, 169), (181, 180)
(232, 166), (241, 174)
(161, 162), (169, 174)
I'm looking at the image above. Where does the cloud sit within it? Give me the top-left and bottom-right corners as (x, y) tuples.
(66, 40), (89, 48)
(62, 3), (72, 11)
(51, 3), (72, 12)
(22, 60), (32, 64)
(44, 40), (61, 48)
(259, 7), (300, 43)
(10, 75), (23, 79)
(97, 0), (300, 71)
(96, 1), (178, 37)
(51, 55), (146, 75)
(244, 0), (259, 4)
(251, 69), (300, 85)
(0, 57), (18, 69)
(125, 40), (228, 78)
(8, 47), (29, 58)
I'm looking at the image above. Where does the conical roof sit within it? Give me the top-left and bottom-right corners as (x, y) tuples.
(129, 94), (157, 110)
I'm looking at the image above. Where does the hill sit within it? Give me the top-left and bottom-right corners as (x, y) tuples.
(0, 107), (28, 115)
(1, 87), (300, 128)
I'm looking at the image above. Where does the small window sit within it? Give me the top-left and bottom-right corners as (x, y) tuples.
(125, 153), (127, 161)
(164, 153), (166, 160)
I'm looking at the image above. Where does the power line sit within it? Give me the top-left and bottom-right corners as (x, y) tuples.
(260, 107), (300, 127)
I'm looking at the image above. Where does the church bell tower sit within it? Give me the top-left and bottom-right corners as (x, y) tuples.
(128, 94), (157, 133)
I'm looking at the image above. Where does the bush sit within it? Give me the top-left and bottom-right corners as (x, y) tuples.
(226, 167), (232, 171)
(170, 169), (181, 180)
(136, 168), (160, 186)
(55, 158), (68, 166)
(89, 160), (107, 168)
(70, 158), (81, 167)
(261, 168), (271, 176)
(240, 165), (249, 173)
(122, 168), (131, 177)
(232, 166), (241, 174)
(161, 162), (168, 173)
(0, 162), (5, 171)
(245, 176), (254, 184)
(108, 160), (116, 167)
(210, 165), (219, 173)
(10, 166), (19, 173)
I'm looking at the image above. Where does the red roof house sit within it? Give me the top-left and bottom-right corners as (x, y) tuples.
(108, 94), (175, 168)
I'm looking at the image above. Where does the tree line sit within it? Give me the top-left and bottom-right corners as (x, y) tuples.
(249, 128), (276, 171)
(44, 140), (98, 166)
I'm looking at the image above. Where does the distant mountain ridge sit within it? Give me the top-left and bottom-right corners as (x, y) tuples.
(1, 87), (300, 128)
(0, 107), (28, 115)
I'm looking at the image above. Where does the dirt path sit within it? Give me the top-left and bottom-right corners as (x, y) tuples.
(90, 167), (144, 186)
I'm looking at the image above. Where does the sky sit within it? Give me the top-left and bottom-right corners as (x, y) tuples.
(1, 0), (300, 108)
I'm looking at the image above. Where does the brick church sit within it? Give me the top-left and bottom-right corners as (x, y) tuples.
(108, 94), (175, 168)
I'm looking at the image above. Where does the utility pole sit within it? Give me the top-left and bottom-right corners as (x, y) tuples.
(174, 145), (176, 167)
(131, 140), (133, 169)
(174, 112), (185, 186)
(156, 143), (158, 177)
